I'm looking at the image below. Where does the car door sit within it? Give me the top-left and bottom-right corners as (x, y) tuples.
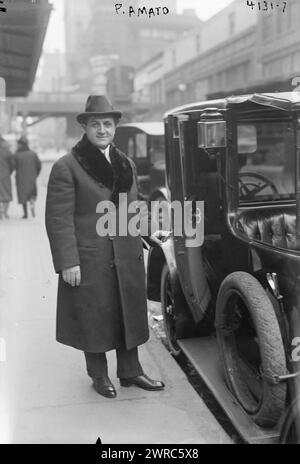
(169, 114), (211, 324)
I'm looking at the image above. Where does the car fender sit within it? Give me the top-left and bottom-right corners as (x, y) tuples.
(146, 236), (179, 302)
(149, 187), (169, 203)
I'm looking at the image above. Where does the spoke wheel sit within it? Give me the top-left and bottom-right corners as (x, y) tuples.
(216, 272), (287, 428)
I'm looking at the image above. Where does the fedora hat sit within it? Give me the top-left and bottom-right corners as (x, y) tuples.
(77, 95), (122, 124)
(17, 135), (28, 146)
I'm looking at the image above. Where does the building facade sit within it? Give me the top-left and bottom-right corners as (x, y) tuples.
(255, 0), (300, 85)
(34, 52), (67, 93)
(64, 0), (94, 92)
(64, 0), (200, 96)
(134, 0), (300, 120)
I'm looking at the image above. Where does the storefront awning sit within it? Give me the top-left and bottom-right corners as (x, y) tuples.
(0, 0), (52, 97)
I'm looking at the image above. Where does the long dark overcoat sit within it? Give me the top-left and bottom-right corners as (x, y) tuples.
(45, 146), (150, 353)
(0, 142), (14, 202)
(15, 148), (41, 204)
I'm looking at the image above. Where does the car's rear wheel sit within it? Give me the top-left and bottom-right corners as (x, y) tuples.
(216, 272), (287, 428)
(161, 264), (181, 357)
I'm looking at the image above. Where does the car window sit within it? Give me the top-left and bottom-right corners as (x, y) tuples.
(237, 120), (295, 203)
(149, 135), (165, 163)
(136, 133), (147, 159)
(127, 137), (135, 159)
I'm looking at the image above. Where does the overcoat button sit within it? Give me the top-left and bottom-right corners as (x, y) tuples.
(110, 262), (115, 268)
(138, 254), (143, 261)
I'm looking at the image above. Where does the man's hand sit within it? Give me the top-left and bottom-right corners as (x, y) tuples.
(62, 266), (81, 287)
(150, 230), (171, 246)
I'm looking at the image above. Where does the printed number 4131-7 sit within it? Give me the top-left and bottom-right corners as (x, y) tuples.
(247, 1), (287, 13)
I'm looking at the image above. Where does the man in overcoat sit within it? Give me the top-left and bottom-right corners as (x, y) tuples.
(45, 96), (164, 398)
(0, 136), (14, 219)
(15, 136), (42, 219)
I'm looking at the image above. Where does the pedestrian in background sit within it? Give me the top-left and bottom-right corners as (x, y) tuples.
(46, 95), (164, 399)
(15, 136), (42, 219)
(0, 136), (14, 220)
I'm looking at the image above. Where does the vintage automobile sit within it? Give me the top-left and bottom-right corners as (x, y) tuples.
(114, 122), (167, 203)
(147, 92), (300, 444)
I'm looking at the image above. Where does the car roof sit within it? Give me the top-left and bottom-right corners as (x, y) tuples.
(164, 92), (300, 117)
(117, 122), (164, 136)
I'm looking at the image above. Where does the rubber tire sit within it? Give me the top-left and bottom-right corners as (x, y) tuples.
(279, 397), (300, 444)
(161, 264), (181, 357)
(216, 271), (287, 428)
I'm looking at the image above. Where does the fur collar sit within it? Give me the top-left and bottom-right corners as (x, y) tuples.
(72, 134), (133, 206)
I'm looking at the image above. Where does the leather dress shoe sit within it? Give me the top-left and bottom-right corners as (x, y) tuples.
(92, 376), (117, 398)
(120, 374), (165, 391)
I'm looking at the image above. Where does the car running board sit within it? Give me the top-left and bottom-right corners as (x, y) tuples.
(177, 336), (280, 444)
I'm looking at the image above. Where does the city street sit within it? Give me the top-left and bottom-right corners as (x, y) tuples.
(0, 161), (232, 444)
(0, 0), (299, 447)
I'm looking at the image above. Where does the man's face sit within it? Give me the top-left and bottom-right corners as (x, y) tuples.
(83, 116), (117, 150)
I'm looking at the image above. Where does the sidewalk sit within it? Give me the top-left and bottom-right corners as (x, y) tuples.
(0, 163), (232, 444)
